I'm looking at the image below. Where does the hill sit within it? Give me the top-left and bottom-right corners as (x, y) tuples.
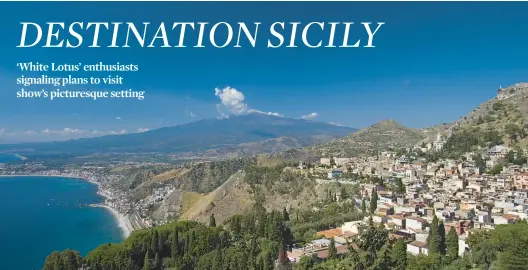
(308, 119), (426, 157)
(423, 83), (528, 158)
(0, 114), (357, 159)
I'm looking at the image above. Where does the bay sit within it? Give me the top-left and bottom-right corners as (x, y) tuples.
(0, 176), (124, 270)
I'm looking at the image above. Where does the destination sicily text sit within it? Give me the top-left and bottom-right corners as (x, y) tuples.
(17, 21), (385, 49)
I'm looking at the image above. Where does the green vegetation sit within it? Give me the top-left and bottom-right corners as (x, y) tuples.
(43, 209), (528, 270)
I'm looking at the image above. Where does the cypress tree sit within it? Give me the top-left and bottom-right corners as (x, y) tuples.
(153, 252), (161, 270)
(209, 214), (216, 227)
(361, 198), (367, 214)
(143, 250), (152, 270)
(328, 238), (337, 259)
(171, 227), (180, 259)
(438, 221), (446, 255)
(150, 229), (159, 253)
(446, 227), (459, 262)
(370, 188), (378, 214)
(428, 215), (441, 255)
(282, 207), (290, 221)
(158, 232), (165, 256)
(391, 238), (407, 270)
(340, 187), (348, 200)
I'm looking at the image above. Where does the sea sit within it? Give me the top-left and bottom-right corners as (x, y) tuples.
(0, 155), (124, 270)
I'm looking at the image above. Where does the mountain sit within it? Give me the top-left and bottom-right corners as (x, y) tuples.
(0, 114), (357, 158)
(423, 83), (528, 157)
(309, 119), (426, 157)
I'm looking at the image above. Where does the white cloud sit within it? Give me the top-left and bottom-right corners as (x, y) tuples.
(108, 129), (128, 135)
(301, 112), (319, 120)
(42, 128), (88, 136)
(214, 86), (283, 118)
(137, 128), (149, 133)
(329, 122), (345, 127)
(22, 130), (38, 135)
(248, 109), (284, 117)
(38, 128), (130, 137)
(214, 86), (248, 115)
(116, 116), (122, 120)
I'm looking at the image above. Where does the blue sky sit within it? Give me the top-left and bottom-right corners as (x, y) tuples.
(0, 2), (527, 143)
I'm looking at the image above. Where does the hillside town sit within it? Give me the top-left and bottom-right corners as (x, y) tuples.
(286, 134), (528, 263)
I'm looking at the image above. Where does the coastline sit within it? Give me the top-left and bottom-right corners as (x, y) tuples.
(0, 174), (133, 238)
(97, 205), (133, 238)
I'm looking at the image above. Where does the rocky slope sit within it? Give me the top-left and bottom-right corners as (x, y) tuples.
(425, 83), (528, 149)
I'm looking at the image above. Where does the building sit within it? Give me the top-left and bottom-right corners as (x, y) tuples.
(328, 169), (343, 179)
(407, 241), (429, 255)
(487, 145), (509, 160)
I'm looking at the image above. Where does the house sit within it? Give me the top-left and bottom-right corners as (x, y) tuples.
(487, 145), (509, 160)
(406, 217), (427, 230)
(317, 244), (350, 259)
(389, 230), (414, 241)
(494, 214), (518, 225)
(390, 216), (406, 229)
(444, 220), (473, 235)
(341, 220), (363, 235)
(407, 241), (429, 256)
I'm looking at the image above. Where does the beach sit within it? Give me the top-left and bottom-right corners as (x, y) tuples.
(99, 205), (133, 238)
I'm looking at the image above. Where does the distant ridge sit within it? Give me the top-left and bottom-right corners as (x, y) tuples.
(0, 113), (357, 159)
(309, 119), (425, 157)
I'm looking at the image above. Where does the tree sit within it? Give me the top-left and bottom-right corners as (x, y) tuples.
(361, 198), (366, 214)
(327, 238), (337, 259)
(369, 188), (378, 214)
(294, 255), (316, 270)
(473, 154), (486, 172)
(171, 227), (180, 260)
(428, 215), (441, 255)
(477, 116), (484, 125)
(329, 157), (336, 167)
(372, 243), (392, 269)
(395, 178), (405, 195)
(438, 221), (446, 255)
(489, 164), (503, 175)
(340, 187), (348, 200)
(209, 214), (216, 227)
(467, 230), (496, 270)
(282, 207), (290, 222)
(505, 123), (521, 143)
(507, 150), (516, 163)
(158, 231), (166, 256)
(357, 217), (388, 266)
(277, 246), (292, 270)
(391, 238), (407, 270)
(143, 250), (152, 270)
(153, 252), (161, 270)
(446, 227), (459, 262)
(150, 229), (159, 253)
